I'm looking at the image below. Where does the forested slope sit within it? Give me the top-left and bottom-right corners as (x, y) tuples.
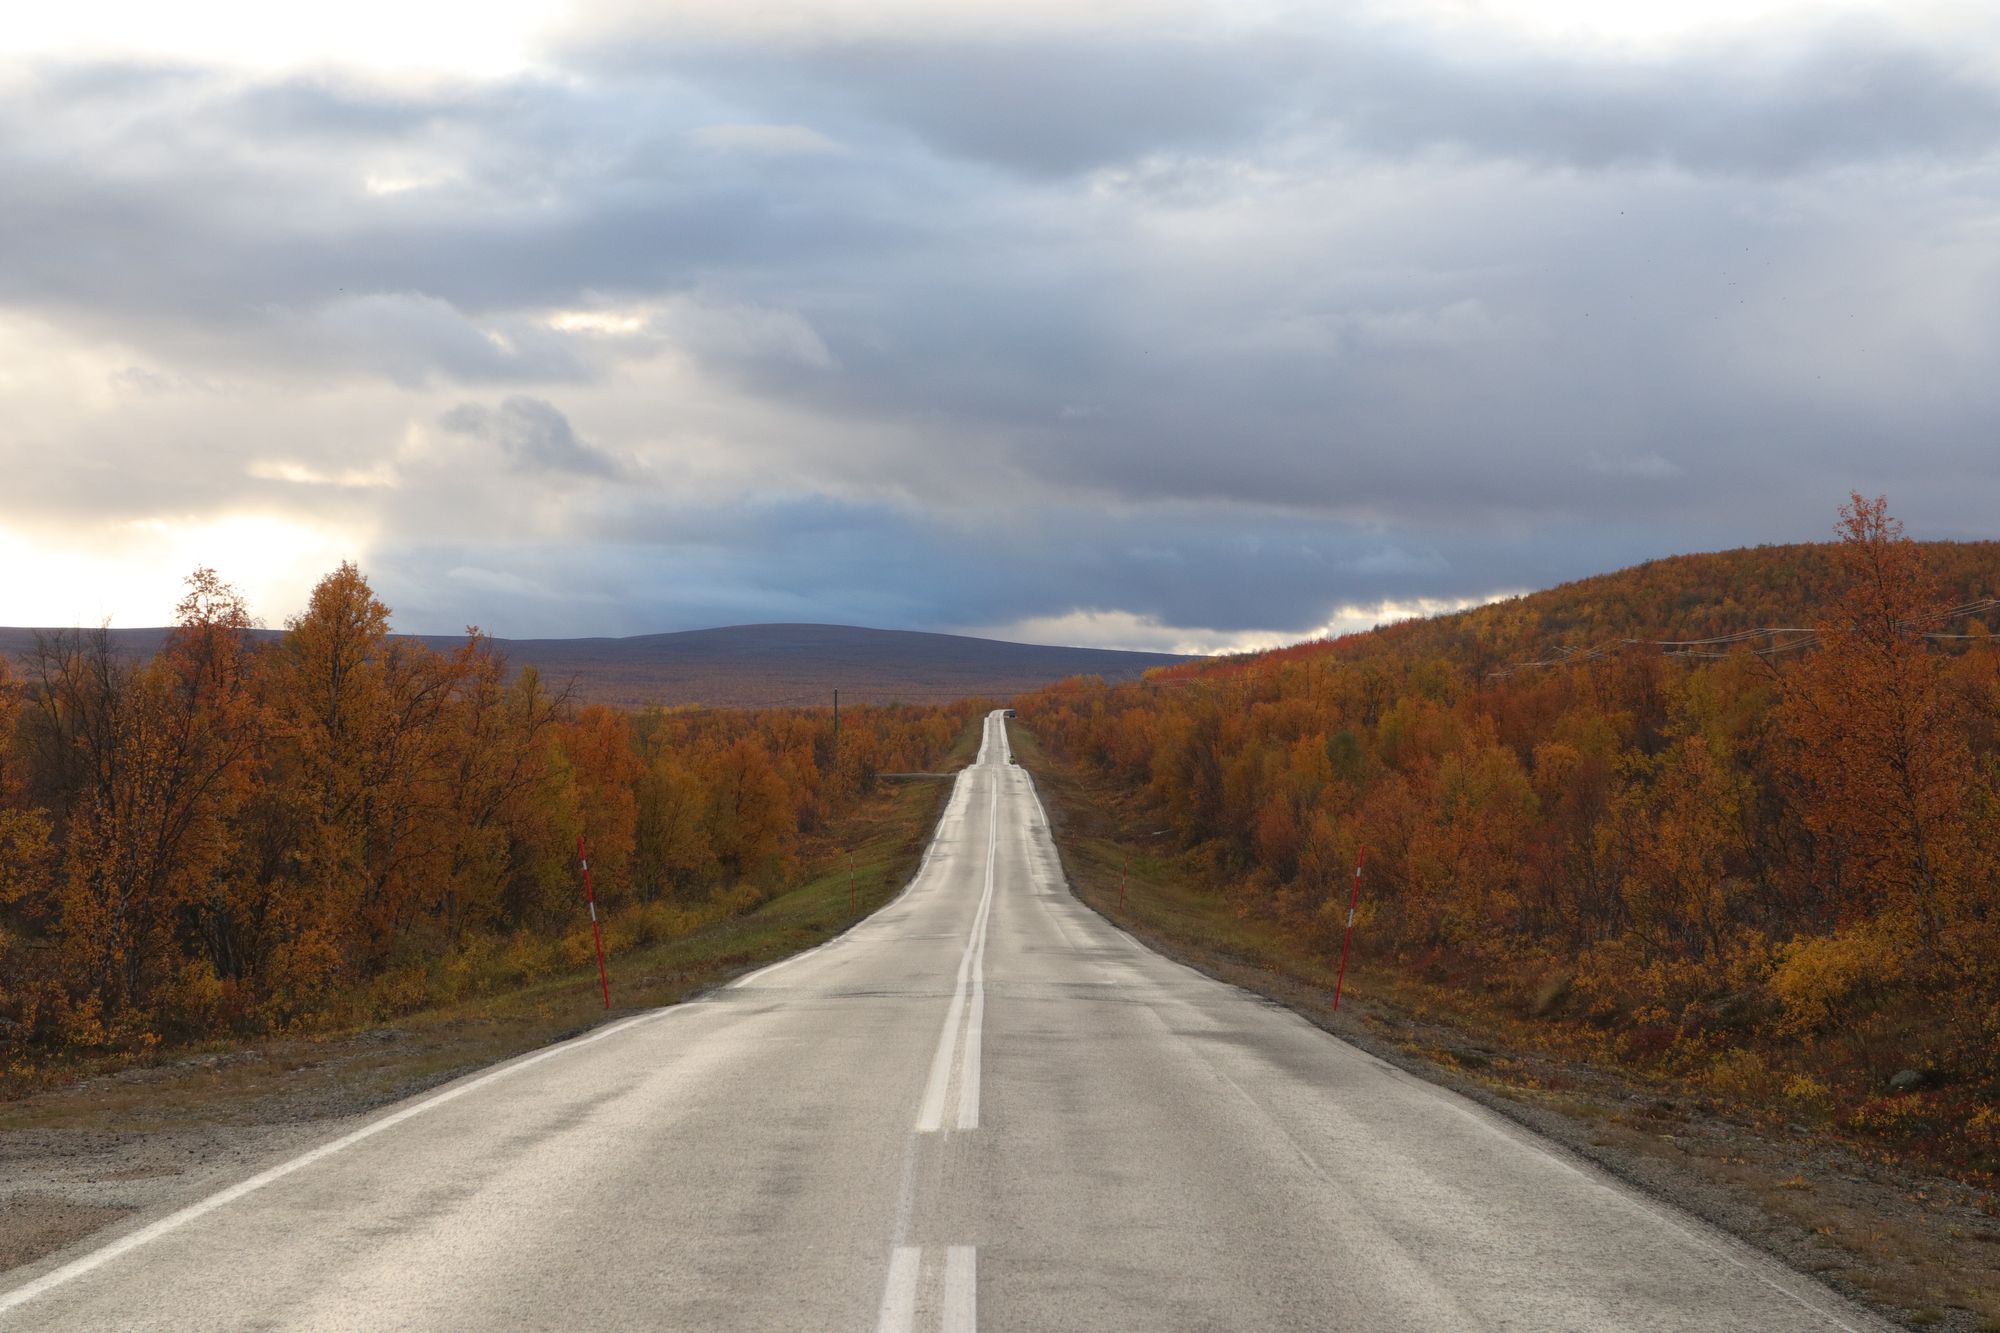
(1163, 535), (2000, 682)
(1018, 499), (2000, 1179)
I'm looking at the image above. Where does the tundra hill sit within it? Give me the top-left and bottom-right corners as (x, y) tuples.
(0, 621), (1192, 708)
(1153, 539), (2000, 682)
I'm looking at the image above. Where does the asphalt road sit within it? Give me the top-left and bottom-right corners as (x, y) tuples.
(1, 710), (1888, 1331)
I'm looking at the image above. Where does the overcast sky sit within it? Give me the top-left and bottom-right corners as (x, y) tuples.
(3, 0), (1996, 652)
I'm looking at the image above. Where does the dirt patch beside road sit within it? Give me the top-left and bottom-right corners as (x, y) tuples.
(0, 1198), (131, 1276)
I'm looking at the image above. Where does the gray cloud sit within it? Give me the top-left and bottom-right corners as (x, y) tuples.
(3, 6), (1999, 648)
(369, 490), (1687, 644)
(1311, 20), (2000, 176)
(566, 13), (2000, 177)
(440, 397), (624, 478)
(625, 31), (1299, 177)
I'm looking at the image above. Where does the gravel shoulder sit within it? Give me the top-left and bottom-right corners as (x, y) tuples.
(0, 1032), (461, 1275)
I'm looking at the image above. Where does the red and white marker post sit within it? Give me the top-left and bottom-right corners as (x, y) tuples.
(578, 834), (611, 1010)
(1332, 846), (1365, 1012)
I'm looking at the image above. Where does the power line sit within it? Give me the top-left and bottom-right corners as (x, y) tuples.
(1487, 598), (2000, 679)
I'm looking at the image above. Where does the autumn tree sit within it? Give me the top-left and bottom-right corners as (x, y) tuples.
(1774, 496), (1998, 1064)
(708, 738), (795, 888)
(634, 745), (717, 901)
(50, 570), (261, 1035)
(1778, 497), (1989, 955)
(261, 565), (370, 1008)
(561, 705), (641, 909)
(435, 647), (565, 945)
(0, 658), (57, 1034)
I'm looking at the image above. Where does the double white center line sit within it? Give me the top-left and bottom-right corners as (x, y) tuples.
(878, 726), (1006, 1333)
(876, 1244), (977, 1333)
(915, 772), (998, 1133)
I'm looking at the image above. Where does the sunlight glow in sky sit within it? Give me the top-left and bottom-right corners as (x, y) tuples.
(0, 1), (565, 75)
(2, 516), (361, 631)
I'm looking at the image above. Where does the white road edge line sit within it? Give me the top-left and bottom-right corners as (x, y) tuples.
(0, 1007), (676, 1316)
(1336, 1017), (1876, 1331)
(943, 1246), (977, 1333)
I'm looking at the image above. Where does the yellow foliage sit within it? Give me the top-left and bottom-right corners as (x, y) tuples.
(1968, 1104), (2000, 1151)
(1782, 1073), (1831, 1108)
(1707, 1048), (1769, 1099)
(160, 958), (228, 1033)
(1769, 927), (1903, 1035)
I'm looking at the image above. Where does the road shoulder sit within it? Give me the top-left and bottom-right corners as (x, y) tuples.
(1006, 717), (2000, 1333)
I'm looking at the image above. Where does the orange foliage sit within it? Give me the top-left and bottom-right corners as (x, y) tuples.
(0, 565), (976, 1057)
(1017, 499), (2000, 1150)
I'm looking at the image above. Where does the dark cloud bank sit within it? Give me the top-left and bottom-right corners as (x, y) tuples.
(3, 5), (1998, 646)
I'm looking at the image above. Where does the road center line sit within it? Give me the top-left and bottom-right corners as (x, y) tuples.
(915, 769), (998, 1133)
(877, 716), (1002, 1333)
(956, 777), (999, 1130)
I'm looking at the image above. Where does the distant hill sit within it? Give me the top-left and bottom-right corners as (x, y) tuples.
(0, 621), (1193, 708)
(1155, 539), (2000, 682)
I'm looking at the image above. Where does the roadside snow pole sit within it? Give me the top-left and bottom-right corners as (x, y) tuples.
(578, 834), (611, 1010)
(1332, 846), (1365, 1013)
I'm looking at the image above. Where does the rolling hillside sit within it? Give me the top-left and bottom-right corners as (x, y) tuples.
(1159, 539), (2000, 681)
(0, 621), (1191, 707)
(1012, 509), (2000, 1236)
